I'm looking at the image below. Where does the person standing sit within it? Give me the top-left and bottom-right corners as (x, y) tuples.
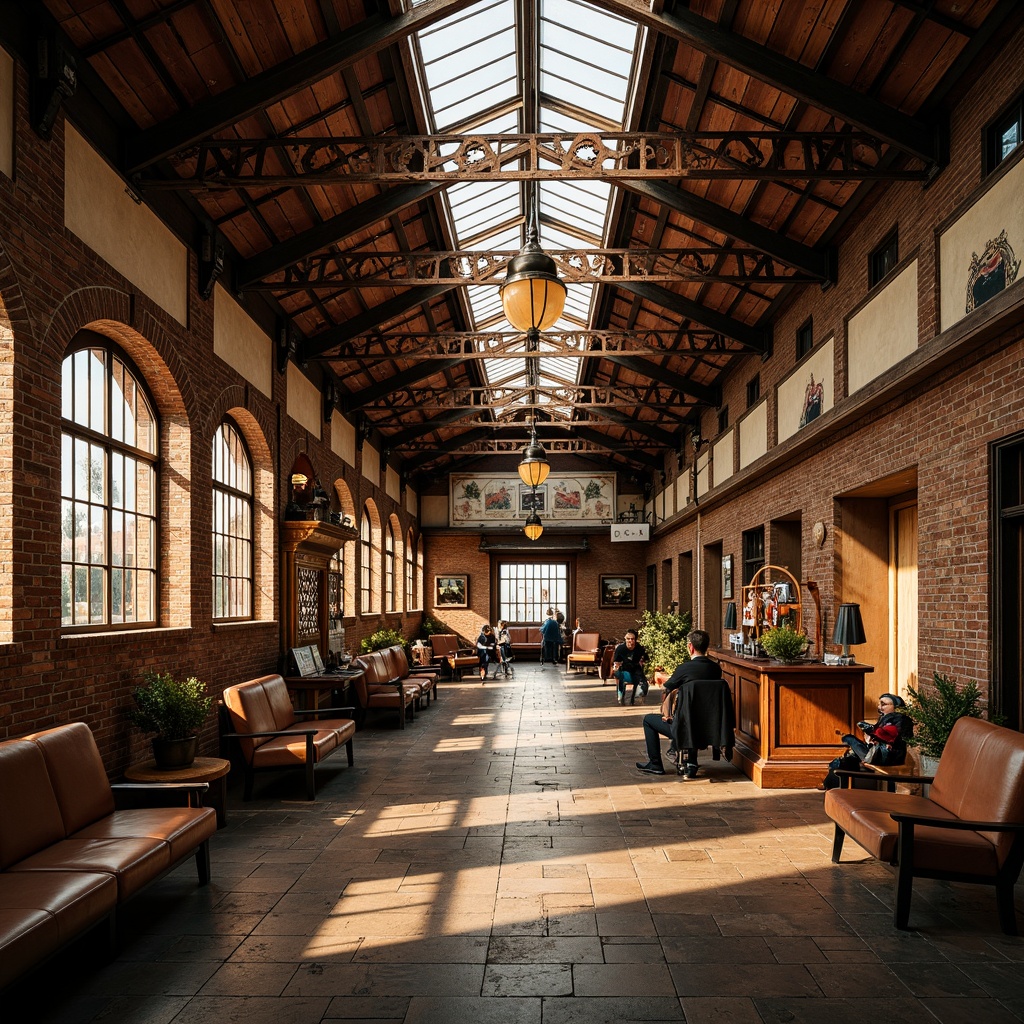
(636, 629), (722, 776)
(540, 609), (562, 667)
(612, 629), (648, 705)
(496, 620), (513, 676)
(476, 623), (498, 681)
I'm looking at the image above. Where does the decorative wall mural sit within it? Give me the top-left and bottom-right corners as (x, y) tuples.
(966, 229), (1020, 313)
(450, 473), (615, 527)
(799, 372), (826, 428)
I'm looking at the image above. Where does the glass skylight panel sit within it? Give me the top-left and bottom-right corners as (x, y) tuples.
(448, 180), (519, 240)
(467, 284), (503, 323)
(561, 282), (594, 321)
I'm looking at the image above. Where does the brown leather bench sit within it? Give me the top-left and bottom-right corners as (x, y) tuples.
(824, 716), (1024, 933)
(567, 632), (601, 672)
(380, 644), (439, 705)
(0, 722), (215, 989)
(506, 626), (544, 658)
(221, 674), (356, 799)
(352, 651), (420, 726)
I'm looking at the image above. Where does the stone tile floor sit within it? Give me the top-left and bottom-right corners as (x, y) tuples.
(9, 664), (1023, 1023)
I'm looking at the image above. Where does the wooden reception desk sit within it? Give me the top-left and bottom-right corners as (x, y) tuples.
(716, 649), (873, 789)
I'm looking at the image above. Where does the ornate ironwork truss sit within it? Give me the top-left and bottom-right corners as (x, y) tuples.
(367, 384), (683, 412)
(314, 329), (737, 362)
(397, 437), (643, 455)
(134, 131), (930, 190)
(243, 246), (818, 290)
(374, 414), (680, 438)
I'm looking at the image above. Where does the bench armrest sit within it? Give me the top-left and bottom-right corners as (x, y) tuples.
(293, 706), (356, 717)
(111, 781), (209, 809)
(835, 768), (935, 786)
(890, 812), (1024, 833)
(223, 728), (317, 739)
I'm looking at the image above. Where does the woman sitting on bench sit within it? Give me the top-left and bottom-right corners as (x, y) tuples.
(819, 693), (913, 790)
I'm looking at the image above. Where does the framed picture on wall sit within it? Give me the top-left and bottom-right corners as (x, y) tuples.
(435, 574), (468, 608)
(599, 574), (636, 609)
(520, 486), (547, 512)
(722, 554), (734, 599)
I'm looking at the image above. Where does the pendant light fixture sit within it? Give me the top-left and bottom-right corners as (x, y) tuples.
(524, 509), (544, 541)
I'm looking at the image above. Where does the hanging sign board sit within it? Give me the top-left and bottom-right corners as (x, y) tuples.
(611, 523), (649, 542)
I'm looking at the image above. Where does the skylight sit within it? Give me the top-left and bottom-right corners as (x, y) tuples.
(413, 0), (639, 416)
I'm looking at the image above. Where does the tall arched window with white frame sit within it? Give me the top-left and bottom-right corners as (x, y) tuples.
(212, 418), (253, 620)
(61, 343), (158, 629)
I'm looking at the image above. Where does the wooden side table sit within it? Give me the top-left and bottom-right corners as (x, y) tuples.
(123, 756), (231, 828)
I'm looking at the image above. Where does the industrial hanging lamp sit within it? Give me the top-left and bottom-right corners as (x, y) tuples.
(524, 509), (544, 541)
(517, 422), (550, 488)
(500, 188), (566, 337)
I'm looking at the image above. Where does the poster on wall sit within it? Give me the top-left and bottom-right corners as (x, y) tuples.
(435, 574), (468, 608)
(450, 473), (614, 527)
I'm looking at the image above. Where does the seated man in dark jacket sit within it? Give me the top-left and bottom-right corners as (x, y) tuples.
(636, 629), (726, 776)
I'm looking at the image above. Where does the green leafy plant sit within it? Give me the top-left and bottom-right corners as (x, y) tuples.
(637, 608), (693, 674)
(903, 672), (991, 758)
(420, 616), (452, 639)
(128, 671), (212, 739)
(359, 627), (406, 654)
(759, 623), (809, 662)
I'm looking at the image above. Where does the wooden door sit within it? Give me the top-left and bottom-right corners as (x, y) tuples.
(890, 502), (918, 698)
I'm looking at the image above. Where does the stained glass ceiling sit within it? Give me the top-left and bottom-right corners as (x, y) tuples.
(414, 0), (640, 422)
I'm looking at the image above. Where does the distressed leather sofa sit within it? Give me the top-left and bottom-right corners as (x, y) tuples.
(380, 645), (439, 705)
(506, 626), (544, 658)
(0, 721), (215, 990)
(824, 716), (1024, 933)
(221, 674), (356, 799)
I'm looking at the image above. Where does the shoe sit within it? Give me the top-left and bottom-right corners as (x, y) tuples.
(683, 764), (698, 779)
(666, 746), (677, 758)
(617, 694), (625, 705)
(636, 762), (665, 775)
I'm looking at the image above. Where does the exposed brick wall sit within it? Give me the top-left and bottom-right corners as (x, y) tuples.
(0, 58), (424, 772)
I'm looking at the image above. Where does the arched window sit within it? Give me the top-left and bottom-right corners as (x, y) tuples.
(360, 509), (372, 614)
(385, 521), (396, 611)
(212, 419), (253, 620)
(405, 528), (416, 611)
(61, 343), (158, 628)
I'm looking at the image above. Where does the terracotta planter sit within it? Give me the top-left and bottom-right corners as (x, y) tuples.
(151, 736), (198, 769)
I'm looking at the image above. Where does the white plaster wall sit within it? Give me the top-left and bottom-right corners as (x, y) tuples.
(940, 158), (1024, 332)
(331, 410), (355, 466)
(286, 362), (321, 437)
(778, 335), (835, 443)
(0, 48), (12, 180)
(676, 474), (690, 511)
(847, 261), (918, 394)
(421, 494), (448, 527)
(65, 127), (187, 324)
(697, 451), (710, 498)
(738, 399), (767, 470)
(213, 285), (272, 397)
(713, 429), (734, 485)
(362, 443), (380, 485)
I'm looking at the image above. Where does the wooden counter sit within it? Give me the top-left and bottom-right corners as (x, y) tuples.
(716, 649), (873, 789)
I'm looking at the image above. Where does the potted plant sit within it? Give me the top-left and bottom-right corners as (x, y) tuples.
(359, 627), (407, 655)
(903, 672), (991, 772)
(759, 623), (810, 663)
(129, 670), (212, 769)
(637, 608), (693, 683)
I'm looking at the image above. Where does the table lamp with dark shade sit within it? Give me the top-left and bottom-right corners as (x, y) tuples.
(723, 601), (737, 630)
(831, 603), (866, 664)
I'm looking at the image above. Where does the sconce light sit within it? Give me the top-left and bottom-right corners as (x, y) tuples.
(723, 601), (737, 630)
(524, 511), (544, 541)
(831, 603), (866, 665)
